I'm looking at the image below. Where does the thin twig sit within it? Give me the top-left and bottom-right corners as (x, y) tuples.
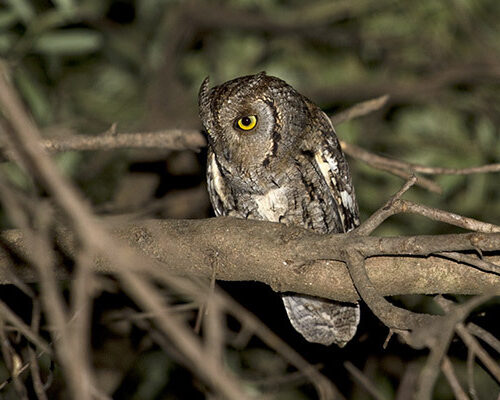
(340, 141), (500, 176)
(415, 164), (500, 175)
(355, 196), (500, 237)
(466, 349), (479, 400)
(466, 322), (500, 354)
(354, 175), (417, 236)
(0, 130), (207, 162)
(344, 361), (389, 400)
(395, 362), (420, 400)
(399, 200), (500, 233)
(436, 297), (500, 383)
(194, 257), (219, 335)
(31, 206), (94, 400)
(456, 323), (500, 383)
(330, 94), (390, 125)
(204, 259), (223, 363)
(416, 164), (500, 175)
(41, 130), (206, 152)
(120, 268), (255, 400)
(414, 295), (493, 400)
(340, 141), (442, 193)
(0, 300), (52, 354)
(28, 347), (49, 400)
(441, 356), (470, 400)
(102, 304), (199, 324)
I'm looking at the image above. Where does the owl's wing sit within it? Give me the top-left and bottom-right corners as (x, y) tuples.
(311, 111), (360, 233)
(282, 110), (360, 347)
(207, 151), (234, 217)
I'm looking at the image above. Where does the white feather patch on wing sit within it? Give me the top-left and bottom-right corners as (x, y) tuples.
(314, 151), (346, 228)
(314, 151), (333, 182)
(208, 153), (230, 216)
(341, 189), (356, 215)
(254, 187), (289, 222)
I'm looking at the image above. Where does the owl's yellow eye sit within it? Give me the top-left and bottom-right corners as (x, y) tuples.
(236, 115), (257, 131)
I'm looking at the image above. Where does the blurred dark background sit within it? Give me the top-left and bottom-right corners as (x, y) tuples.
(0, 0), (499, 398)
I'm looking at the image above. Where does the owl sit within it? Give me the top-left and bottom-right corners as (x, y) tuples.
(198, 72), (360, 347)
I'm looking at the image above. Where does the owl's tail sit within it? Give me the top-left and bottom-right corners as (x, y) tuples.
(281, 293), (360, 347)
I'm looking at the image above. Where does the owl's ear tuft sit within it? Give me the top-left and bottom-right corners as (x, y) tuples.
(255, 71), (267, 79)
(198, 76), (211, 109)
(198, 76), (212, 128)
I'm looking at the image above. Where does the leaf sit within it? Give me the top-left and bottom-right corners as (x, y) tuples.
(5, 0), (35, 24)
(52, 0), (76, 12)
(14, 67), (52, 125)
(0, 163), (32, 191)
(0, 10), (19, 30)
(55, 151), (82, 177)
(0, 33), (16, 54)
(33, 29), (102, 55)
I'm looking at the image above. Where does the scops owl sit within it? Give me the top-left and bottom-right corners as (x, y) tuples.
(198, 72), (360, 347)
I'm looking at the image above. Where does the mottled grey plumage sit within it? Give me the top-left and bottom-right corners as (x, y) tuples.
(198, 72), (360, 346)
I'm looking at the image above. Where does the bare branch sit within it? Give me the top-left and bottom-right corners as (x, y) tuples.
(466, 349), (478, 400)
(414, 295), (493, 400)
(0, 300), (52, 355)
(441, 357), (470, 400)
(28, 347), (49, 400)
(395, 362), (420, 400)
(456, 323), (500, 383)
(344, 361), (389, 400)
(355, 176), (417, 236)
(412, 163), (500, 175)
(1, 219), (499, 302)
(209, 288), (343, 400)
(466, 323), (500, 354)
(119, 268), (255, 400)
(0, 130), (207, 162)
(396, 200), (500, 233)
(355, 197), (500, 237)
(330, 94), (390, 125)
(41, 130), (206, 152)
(340, 141), (500, 177)
(344, 250), (439, 331)
(435, 298), (500, 383)
(339, 141), (442, 193)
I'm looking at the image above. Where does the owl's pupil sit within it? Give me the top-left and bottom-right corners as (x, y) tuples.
(241, 117), (251, 126)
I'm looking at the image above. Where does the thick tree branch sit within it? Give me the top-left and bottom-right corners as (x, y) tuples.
(1, 218), (499, 302)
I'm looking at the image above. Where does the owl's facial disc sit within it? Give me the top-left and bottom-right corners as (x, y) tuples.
(201, 94), (275, 171)
(199, 73), (294, 172)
